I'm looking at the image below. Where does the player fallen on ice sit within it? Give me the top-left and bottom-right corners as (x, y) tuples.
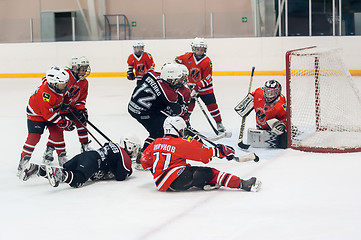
(19, 137), (141, 188)
(141, 116), (261, 192)
(235, 79), (287, 149)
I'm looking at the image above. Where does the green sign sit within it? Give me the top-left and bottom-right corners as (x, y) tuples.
(242, 17), (247, 23)
(131, 21), (137, 27)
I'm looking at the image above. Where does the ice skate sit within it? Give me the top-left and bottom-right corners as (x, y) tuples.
(17, 155), (31, 177)
(216, 122), (226, 133)
(43, 145), (55, 164)
(240, 177), (262, 192)
(81, 141), (93, 152)
(19, 163), (39, 181)
(45, 166), (64, 187)
(58, 152), (68, 167)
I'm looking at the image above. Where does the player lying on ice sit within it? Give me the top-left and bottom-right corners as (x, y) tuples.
(19, 137), (141, 188)
(141, 116), (262, 192)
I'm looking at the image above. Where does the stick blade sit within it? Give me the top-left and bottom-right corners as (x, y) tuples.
(238, 140), (250, 149)
(233, 153), (259, 162)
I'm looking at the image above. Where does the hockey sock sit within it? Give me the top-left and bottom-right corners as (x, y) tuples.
(21, 133), (41, 159)
(206, 103), (222, 123)
(48, 125), (66, 156)
(76, 124), (89, 144)
(209, 168), (242, 189)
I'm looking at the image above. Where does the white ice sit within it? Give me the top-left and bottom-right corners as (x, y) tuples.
(1, 76), (361, 240)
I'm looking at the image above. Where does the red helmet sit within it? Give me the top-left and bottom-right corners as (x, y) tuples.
(264, 80), (281, 103)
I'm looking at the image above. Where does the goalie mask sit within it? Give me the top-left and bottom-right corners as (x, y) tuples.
(120, 135), (141, 158)
(163, 116), (187, 137)
(46, 66), (70, 94)
(264, 80), (281, 104)
(160, 63), (188, 89)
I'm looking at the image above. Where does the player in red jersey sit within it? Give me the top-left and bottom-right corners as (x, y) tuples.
(127, 40), (155, 84)
(17, 66), (75, 177)
(175, 37), (226, 133)
(253, 80), (286, 130)
(141, 116), (261, 192)
(42, 56), (92, 165)
(237, 80), (287, 148)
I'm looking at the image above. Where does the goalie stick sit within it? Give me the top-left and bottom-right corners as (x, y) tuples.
(236, 66), (255, 149)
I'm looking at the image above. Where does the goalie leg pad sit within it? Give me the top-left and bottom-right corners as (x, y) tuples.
(247, 128), (279, 148)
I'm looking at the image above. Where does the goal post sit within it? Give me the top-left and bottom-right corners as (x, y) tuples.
(286, 46), (361, 153)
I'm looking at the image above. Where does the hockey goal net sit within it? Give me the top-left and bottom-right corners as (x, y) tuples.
(286, 46), (361, 153)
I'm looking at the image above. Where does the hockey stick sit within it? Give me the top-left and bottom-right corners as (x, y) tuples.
(185, 126), (259, 163)
(237, 67), (255, 149)
(69, 111), (103, 146)
(68, 105), (112, 142)
(160, 110), (258, 162)
(194, 96), (232, 138)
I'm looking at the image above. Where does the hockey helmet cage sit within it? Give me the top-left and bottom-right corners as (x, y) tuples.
(120, 135), (141, 158)
(191, 37), (207, 52)
(76, 56), (91, 79)
(264, 80), (282, 103)
(163, 116), (187, 137)
(46, 66), (70, 94)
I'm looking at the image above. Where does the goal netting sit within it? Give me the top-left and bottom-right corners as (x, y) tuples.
(286, 46), (361, 153)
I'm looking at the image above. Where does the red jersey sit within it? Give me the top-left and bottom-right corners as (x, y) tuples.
(175, 52), (213, 95)
(141, 135), (216, 191)
(63, 69), (88, 112)
(26, 81), (65, 124)
(252, 87), (287, 129)
(176, 86), (191, 121)
(127, 52), (155, 79)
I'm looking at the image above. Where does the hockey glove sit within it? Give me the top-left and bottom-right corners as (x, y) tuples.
(59, 119), (76, 131)
(127, 72), (135, 80)
(266, 118), (286, 136)
(190, 85), (200, 98)
(216, 144), (235, 160)
(77, 108), (88, 124)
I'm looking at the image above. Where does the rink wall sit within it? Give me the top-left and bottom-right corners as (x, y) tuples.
(1, 36), (361, 78)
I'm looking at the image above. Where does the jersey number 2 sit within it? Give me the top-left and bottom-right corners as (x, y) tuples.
(132, 83), (156, 109)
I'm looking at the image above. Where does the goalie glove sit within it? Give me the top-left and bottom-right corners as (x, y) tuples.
(266, 118), (286, 136)
(215, 144), (235, 160)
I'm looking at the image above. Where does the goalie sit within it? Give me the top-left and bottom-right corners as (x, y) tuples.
(235, 80), (287, 149)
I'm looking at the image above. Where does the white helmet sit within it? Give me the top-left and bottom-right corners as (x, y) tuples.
(160, 63), (188, 88)
(46, 66), (70, 93)
(191, 37), (207, 52)
(120, 135), (141, 158)
(76, 56), (91, 79)
(69, 56), (78, 68)
(133, 40), (145, 48)
(163, 116), (187, 137)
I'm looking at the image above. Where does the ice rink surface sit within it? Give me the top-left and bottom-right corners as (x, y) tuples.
(1, 76), (361, 240)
